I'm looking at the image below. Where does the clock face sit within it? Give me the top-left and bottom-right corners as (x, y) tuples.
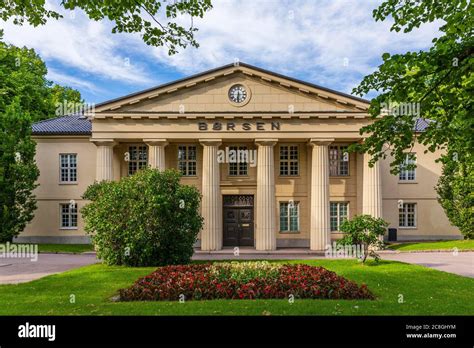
(228, 84), (247, 103)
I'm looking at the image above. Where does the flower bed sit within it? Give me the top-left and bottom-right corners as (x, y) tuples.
(118, 262), (374, 301)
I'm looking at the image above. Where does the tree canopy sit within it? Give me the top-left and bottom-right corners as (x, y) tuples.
(0, 30), (83, 120)
(351, 0), (473, 172)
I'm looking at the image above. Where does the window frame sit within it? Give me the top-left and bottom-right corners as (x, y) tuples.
(178, 144), (198, 177)
(279, 144), (299, 177)
(127, 145), (148, 176)
(329, 145), (350, 177)
(60, 202), (78, 230)
(330, 202), (349, 232)
(399, 202), (417, 229)
(399, 153), (417, 182)
(59, 153), (78, 184)
(228, 145), (249, 177)
(279, 201), (300, 233)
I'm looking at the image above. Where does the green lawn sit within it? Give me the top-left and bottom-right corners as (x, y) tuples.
(0, 259), (473, 315)
(387, 239), (474, 252)
(1, 243), (94, 254)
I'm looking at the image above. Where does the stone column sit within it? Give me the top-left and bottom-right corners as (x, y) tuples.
(144, 139), (168, 170)
(200, 139), (222, 251)
(309, 139), (333, 251)
(362, 153), (383, 218)
(93, 139), (117, 182)
(255, 139), (277, 251)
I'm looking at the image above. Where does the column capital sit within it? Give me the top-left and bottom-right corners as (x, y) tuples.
(91, 139), (117, 147)
(199, 139), (222, 147)
(308, 138), (334, 146)
(255, 139), (278, 146)
(143, 139), (168, 147)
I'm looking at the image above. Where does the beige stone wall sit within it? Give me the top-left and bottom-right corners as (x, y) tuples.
(21, 137), (96, 242)
(380, 142), (460, 240)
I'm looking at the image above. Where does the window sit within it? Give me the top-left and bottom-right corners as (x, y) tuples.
(178, 145), (197, 176)
(399, 203), (416, 228)
(60, 203), (77, 229)
(330, 202), (349, 232)
(127, 145), (148, 176)
(399, 153), (416, 181)
(228, 146), (248, 176)
(279, 145), (299, 176)
(329, 145), (349, 176)
(280, 202), (299, 232)
(59, 154), (77, 182)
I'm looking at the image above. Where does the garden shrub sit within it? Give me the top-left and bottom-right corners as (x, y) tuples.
(118, 263), (375, 301)
(337, 214), (389, 262)
(81, 168), (203, 266)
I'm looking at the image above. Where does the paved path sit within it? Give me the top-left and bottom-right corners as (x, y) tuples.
(0, 253), (98, 284)
(381, 251), (474, 278)
(193, 248), (474, 278)
(0, 250), (471, 284)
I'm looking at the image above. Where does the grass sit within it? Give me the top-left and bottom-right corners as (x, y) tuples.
(0, 259), (473, 315)
(1, 243), (94, 254)
(387, 239), (474, 252)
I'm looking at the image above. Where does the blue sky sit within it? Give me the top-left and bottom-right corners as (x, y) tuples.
(2, 0), (440, 104)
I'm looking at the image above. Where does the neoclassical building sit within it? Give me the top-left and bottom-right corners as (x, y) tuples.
(19, 63), (460, 249)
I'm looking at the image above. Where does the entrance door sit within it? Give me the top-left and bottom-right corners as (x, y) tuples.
(223, 195), (254, 247)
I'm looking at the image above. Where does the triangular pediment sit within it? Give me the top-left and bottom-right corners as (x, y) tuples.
(92, 63), (369, 116)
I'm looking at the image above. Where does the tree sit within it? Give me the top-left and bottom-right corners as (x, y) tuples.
(0, 0), (213, 55)
(0, 99), (39, 243)
(351, 0), (473, 172)
(0, 31), (83, 121)
(436, 151), (474, 239)
(81, 168), (203, 266)
(337, 215), (389, 263)
(350, 0), (473, 239)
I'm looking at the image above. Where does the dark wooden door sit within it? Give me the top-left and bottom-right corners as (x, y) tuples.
(223, 207), (254, 246)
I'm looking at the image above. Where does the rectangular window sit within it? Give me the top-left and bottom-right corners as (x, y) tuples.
(279, 145), (299, 176)
(279, 202), (299, 232)
(60, 203), (77, 229)
(329, 145), (349, 176)
(128, 145), (148, 176)
(399, 153), (416, 181)
(178, 145), (197, 176)
(59, 154), (77, 182)
(399, 203), (416, 228)
(228, 146), (248, 176)
(330, 202), (349, 232)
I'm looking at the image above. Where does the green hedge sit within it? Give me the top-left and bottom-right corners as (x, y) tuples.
(81, 168), (203, 266)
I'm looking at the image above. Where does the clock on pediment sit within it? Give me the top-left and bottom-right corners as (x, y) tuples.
(228, 83), (251, 106)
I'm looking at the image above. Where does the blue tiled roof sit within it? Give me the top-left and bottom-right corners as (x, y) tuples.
(32, 114), (91, 135)
(414, 118), (431, 132)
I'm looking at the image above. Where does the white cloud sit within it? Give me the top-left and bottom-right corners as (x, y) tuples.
(147, 0), (441, 93)
(47, 68), (104, 94)
(1, 1), (154, 86)
(1, 0), (442, 96)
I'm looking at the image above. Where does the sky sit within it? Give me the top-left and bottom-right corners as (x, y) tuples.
(1, 0), (440, 104)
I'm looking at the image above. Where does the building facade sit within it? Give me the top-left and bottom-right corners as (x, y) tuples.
(19, 63), (460, 249)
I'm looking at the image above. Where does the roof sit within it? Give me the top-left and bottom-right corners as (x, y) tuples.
(32, 113), (91, 135)
(94, 62), (370, 111)
(414, 118), (431, 132)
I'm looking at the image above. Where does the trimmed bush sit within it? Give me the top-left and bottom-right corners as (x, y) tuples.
(118, 262), (375, 301)
(81, 168), (203, 266)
